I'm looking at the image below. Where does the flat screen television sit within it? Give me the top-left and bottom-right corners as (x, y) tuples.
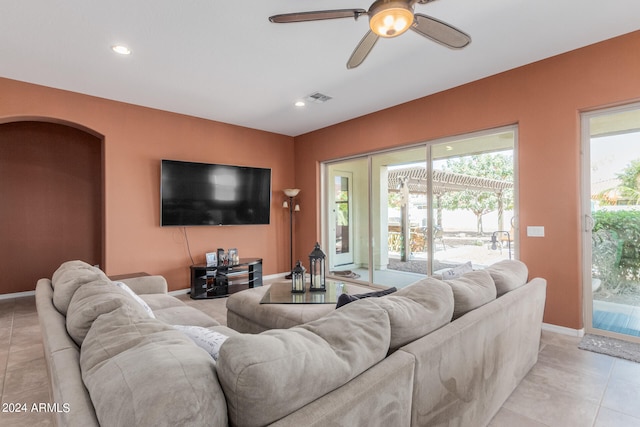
(161, 159), (271, 226)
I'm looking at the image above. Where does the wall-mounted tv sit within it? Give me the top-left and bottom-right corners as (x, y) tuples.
(161, 159), (271, 226)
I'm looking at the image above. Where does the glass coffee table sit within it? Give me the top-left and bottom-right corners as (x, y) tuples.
(260, 279), (347, 304)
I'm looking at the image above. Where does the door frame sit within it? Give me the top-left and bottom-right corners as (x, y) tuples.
(581, 102), (640, 343)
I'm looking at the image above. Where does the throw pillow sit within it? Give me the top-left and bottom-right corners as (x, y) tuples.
(172, 325), (228, 362)
(485, 259), (529, 296)
(217, 299), (391, 427)
(335, 287), (398, 308)
(366, 278), (454, 350)
(113, 281), (155, 318)
(80, 306), (227, 427)
(445, 269), (497, 319)
(66, 279), (150, 346)
(441, 261), (473, 279)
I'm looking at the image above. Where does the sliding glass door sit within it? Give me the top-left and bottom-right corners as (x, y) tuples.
(582, 104), (640, 342)
(323, 127), (517, 288)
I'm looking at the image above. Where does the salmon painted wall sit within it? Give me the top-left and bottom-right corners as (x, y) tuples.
(293, 31), (640, 330)
(0, 78), (294, 292)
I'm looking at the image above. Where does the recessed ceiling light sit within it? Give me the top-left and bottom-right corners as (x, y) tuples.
(294, 101), (305, 107)
(111, 45), (131, 55)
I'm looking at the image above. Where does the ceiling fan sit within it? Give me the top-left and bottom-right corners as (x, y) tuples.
(269, 0), (471, 69)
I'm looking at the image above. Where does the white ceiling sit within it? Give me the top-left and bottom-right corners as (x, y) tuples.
(2, 1), (640, 137)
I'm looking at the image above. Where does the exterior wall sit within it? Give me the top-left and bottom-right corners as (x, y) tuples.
(0, 78), (294, 292)
(293, 30), (640, 330)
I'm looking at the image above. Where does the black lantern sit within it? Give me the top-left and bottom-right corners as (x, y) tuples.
(309, 242), (326, 292)
(291, 260), (306, 293)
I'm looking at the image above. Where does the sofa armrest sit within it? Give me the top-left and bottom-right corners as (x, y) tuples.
(119, 275), (168, 295)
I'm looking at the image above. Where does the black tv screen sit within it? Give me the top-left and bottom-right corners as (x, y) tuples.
(161, 160), (271, 226)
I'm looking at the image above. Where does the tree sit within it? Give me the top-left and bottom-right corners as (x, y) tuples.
(438, 153), (514, 233)
(595, 159), (640, 206)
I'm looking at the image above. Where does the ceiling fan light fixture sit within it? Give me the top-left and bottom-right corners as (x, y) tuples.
(369, 0), (414, 38)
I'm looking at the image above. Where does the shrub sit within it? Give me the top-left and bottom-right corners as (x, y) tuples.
(592, 210), (640, 294)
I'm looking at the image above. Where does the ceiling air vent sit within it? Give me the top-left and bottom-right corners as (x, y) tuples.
(306, 92), (333, 104)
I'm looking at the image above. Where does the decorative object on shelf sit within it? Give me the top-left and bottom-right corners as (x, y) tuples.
(309, 242), (326, 292)
(291, 260), (306, 293)
(490, 231), (512, 259)
(228, 248), (239, 265)
(217, 248), (227, 266)
(283, 188), (301, 279)
(205, 252), (217, 267)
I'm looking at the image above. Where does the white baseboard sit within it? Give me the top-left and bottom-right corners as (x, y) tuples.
(542, 322), (585, 337)
(168, 288), (190, 296)
(0, 290), (36, 300)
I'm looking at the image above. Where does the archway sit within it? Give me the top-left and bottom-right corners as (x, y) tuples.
(0, 120), (103, 294)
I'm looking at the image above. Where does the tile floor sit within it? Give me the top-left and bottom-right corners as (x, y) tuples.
(2, 293), (640, 427)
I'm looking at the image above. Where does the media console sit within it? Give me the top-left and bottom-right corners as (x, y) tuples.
(190, 258), (262, 299)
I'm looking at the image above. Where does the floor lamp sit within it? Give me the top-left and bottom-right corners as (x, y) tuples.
(283, 189), (300, 279)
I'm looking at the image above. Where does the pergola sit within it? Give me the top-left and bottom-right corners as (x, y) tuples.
(387, 166), (514, 260)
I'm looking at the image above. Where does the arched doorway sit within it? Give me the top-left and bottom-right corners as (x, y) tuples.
(0, 120), (103, 295)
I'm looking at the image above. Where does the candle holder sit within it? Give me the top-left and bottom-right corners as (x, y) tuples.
(309, 242), (326, 292)
(291, 260), (306, 293)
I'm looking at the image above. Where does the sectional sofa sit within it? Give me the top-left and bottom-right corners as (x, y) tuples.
(36, 259), (546, 426)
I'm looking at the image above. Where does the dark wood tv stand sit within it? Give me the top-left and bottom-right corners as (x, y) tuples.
(189, 258), (262, 299)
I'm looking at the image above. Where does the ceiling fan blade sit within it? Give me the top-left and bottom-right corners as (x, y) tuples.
(347, 31), (379, 69)
(269, 9), (367, 23)
(411, 13), (471, 49)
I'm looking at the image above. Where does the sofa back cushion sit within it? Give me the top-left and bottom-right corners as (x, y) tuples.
(485, 259), (529, 296)
(367, 278), (454, 350)
(66, 279), (150, 346)
(52, 261), (109, 315)
(446, 270), (497, 319)
(217, 299), (391, 427)
(80, 305), (227, 427)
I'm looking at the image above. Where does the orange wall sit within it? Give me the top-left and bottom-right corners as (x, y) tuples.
(0, 78), (294, 292)
(294, 31), (640, 330)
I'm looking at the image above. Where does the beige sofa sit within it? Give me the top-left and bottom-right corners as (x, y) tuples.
(36, 259), (546, 427)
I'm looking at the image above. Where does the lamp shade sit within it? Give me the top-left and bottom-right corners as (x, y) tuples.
(283, 188), (301, 197)
(369, 0), (414, 38)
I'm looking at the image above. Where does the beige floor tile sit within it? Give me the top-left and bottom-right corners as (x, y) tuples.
(0, 410), (54, 427)
(11, 312), (40, 329)
(601, 377), (640, 419)
(523, 360), (609, 403)
(489, 407), (549, 426)
(0, 298), (16, 313)
(4, 354), (49, 394)
(537, 342), (614, 378)
(502, 374), (600, 426)
(610, 358), (640, 386)
(595, 407), (640, 427)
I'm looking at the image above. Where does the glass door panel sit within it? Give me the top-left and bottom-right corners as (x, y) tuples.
(371, 147), (428, 287)
(583, 105), (640, 341)
(326, 159), (369, 281)
(431, 131), (516, 273)
(334, 173), (353, 266)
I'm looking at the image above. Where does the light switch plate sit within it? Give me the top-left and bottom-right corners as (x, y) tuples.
(527, 226), (545, 237)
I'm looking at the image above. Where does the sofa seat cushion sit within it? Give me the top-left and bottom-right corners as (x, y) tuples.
(366, 278), (454, 351)
(217, 299), (391, 427)
(486, 259), (529, 296)
(446, 270), (497, 319)
(66, 279), (151, 346)
(80, 305), (227, 427)
(140, 294), (220, 327)
(52, 260), (109, 315)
